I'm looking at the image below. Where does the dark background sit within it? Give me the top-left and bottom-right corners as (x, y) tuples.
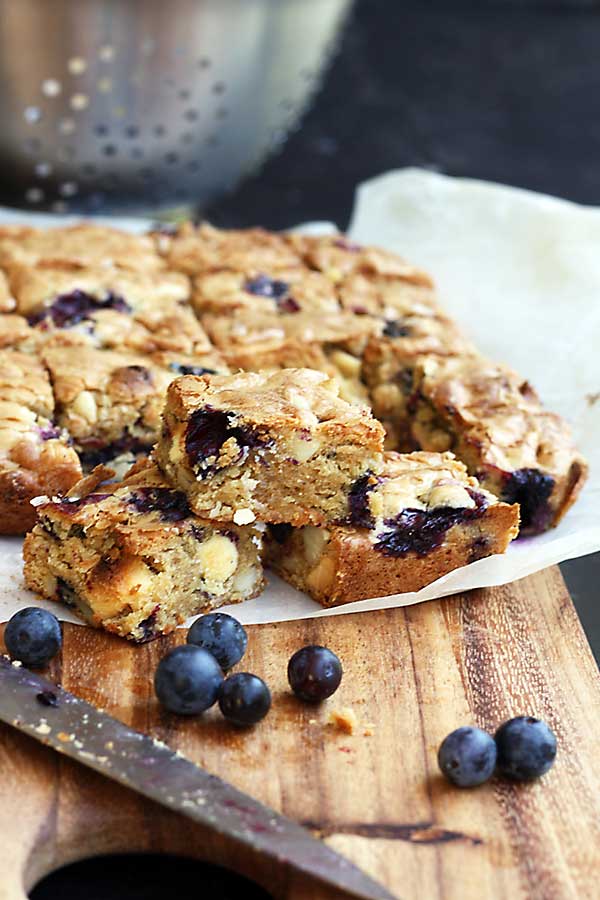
(35, 1), (600, 896)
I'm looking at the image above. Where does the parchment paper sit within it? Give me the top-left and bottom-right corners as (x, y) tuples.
(0, 168), (598, 626)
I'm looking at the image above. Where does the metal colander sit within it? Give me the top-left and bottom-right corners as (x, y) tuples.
(0, 0), (351, 216)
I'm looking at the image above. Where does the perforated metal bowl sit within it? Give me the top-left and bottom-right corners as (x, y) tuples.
(0, 0), (351, 216)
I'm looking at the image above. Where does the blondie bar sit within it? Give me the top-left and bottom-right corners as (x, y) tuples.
(9, 263), (210, 356)
(155, 368), (385, 525)
(203, 309), (379, 403)
(405, 355), (587, 534)
(23, 461), (264, 641)
(266, 451), (520, 606)
(156, 222), (301, 275)
(41, 344), (175, 466)
(286, 233), (434, 284)
(0, 224), (164, 273)
(0, 350), (81, 534)
(193, 268), (340, 317)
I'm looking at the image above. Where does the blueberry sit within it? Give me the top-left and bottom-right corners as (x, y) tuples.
(383, 320), (411, 338)
(494, 716), (557, 781)
(154, 645), (224, 715)
(501, 468), (554, 533)
(218, 672), (271, 726)
(169, 362), (217, 377)
(4, 607), (62, 668)
(187, 613), (247, 671)
(348, 472), (376, 528)
(28, 289), (130, 328)
(128, 487), (191, 522)
(288, 645), (342, 702)
(438, 726), (497, 787)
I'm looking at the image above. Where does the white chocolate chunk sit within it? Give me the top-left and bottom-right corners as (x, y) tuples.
(198, 533), (239, 587)
(71, 390), (98, 424)
(287, 433), (321, 462)
(233, 508), (256, 525)
(426, 483), (474, 510)
(302, 526), (330, 567)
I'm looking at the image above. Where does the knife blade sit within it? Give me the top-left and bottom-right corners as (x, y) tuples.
(0, 655), (396, 900)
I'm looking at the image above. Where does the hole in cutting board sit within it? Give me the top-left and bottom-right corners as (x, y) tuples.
(30, 854), (274, 900)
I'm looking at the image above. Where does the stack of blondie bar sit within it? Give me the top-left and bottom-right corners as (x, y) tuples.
(0, 220), (584, 640)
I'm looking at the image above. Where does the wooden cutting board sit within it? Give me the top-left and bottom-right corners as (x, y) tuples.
(2, 565), (600, 900)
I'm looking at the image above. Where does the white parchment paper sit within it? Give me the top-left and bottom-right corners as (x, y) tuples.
(0, 168), (598, 626)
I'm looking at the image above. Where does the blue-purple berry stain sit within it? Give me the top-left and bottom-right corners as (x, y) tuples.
(128, 487), (192, 522)
(243, 274), (300, 313)
(28, 290), (131, 328)
(501, 468), (554, 534)
(374, 490), (488, 557)
(185, 408), (266, 476)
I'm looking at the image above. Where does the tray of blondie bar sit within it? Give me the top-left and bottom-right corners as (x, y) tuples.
(0, 168), (597, 635)
(1, 169), (599, 899)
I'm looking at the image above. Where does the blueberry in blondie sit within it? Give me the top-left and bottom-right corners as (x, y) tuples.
(193, 268), (340, 317)
(266, 451), (519, 606)
(155, 368), (385, 525)
(23, 461), (265, 641)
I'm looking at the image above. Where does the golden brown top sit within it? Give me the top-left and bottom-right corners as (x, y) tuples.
(193, 267), (340, 316)
(165, 368), (385, 443)
(158, 222), (301, 275)
(0, 224), (164, 273)
(286, 233), (434, 285)
(10, 261), (189, 317)
(203, 309), (379, 353)
(368, 450), (501, 525)
(416, 355), (586, 478)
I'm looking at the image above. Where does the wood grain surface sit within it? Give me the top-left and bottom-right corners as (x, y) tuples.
(1, 565), (600, 900)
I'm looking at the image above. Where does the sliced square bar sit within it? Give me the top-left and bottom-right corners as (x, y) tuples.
(266, 451), (520, 606)
(24, 462), (264, 641)
(155, 368), (385, 525)
(404, 355), (587, 534)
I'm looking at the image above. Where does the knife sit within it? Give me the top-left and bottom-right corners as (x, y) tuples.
(0, 655), (396, 900)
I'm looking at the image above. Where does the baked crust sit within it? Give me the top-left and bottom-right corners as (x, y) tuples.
(193, 268), (340, 317)
(0, 224), (164, 273)
(157, 222), (302, 275)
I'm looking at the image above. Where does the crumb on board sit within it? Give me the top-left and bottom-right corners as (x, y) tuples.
(328, 706), (358, 735)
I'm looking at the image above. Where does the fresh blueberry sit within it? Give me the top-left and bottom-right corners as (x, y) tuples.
(494, 716), (557, 781)
(288, 645), (342, 702)
(4, 607), (62, 668)
(218, 672), (271, 726)
(154, 645), (224, 715)
(187, 612), (248, 671)
(438, 726), (497, 787)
